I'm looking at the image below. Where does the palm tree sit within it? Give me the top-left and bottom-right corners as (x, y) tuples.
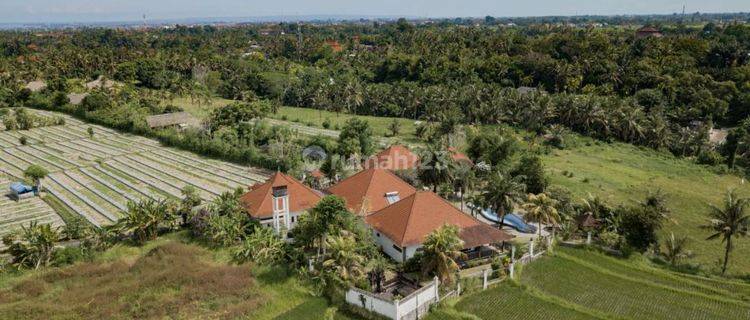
(522, 193), (561, 237)
(418, 145), (455, 192)
(453, 163), (476, 212)
(421, 224), (465, 284)
(662, 232), (692, 266)
(322, 232), (366, 287)
(481, 171), (526, 227)
(702, 190), (750, 275)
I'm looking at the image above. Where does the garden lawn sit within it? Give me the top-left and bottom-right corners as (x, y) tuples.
(542, 139), (750, 275)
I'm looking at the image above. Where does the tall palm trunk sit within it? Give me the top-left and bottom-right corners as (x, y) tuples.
(722, 237), (732, 275)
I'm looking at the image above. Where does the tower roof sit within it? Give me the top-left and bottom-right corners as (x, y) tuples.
(240, 172), (322, 219)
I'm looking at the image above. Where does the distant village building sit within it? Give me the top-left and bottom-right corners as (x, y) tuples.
(324, 40), (343, 53)
(85, 76), (117, 90)
(145, 112), (200, 131)
(364, 145), (420, 171)
(67, 93), (89, 105)
(24, 80), (47, 92)
(636, 26), (663, 38)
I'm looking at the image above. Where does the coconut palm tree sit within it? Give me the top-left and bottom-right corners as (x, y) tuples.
(322, 232), (366, 287)
(662, 232), (692, 266)
(702, 190), (750, 275)
(522, 193), (561, 237)
(421, 224), (465, 284)
(481, 171), (526, 227)
(418, 145), (455, 192)
(453, 163), (476, 212)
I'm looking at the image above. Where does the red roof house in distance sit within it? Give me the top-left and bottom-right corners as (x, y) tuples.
(324, 40), (343, 53)
(365, 191), (514, 262)
(240, 172), (322, 236)
(636, 26), (662, 38)
(364, 145), (420, 171)
(327, 168), (416, 216)
(448, 147), (473, 166)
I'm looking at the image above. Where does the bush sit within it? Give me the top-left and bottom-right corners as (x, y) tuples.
(696, 149), (723, 166)
(52, 246), (91, 266)
(322, 118), (331, 129)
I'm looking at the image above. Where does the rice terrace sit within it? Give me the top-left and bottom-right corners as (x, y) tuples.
(2, 2), (750, 320)
(0, 110), (268, 235)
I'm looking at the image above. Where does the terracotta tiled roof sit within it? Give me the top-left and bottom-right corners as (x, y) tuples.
(363, 145), (420, 171)
(365, 191), (513, 247)
(327, 168), (416, 215)
(448, 147), (473, 165)
(240, 172), (322, 219)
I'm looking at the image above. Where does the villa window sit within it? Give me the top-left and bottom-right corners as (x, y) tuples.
(385, 191), (400, 204)
(392, 244), (403, 253)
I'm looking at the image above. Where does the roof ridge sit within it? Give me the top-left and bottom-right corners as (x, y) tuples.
(361, 169), (378, 211)
(398, 192), (420, 246)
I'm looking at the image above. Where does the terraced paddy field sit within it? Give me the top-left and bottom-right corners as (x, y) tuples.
(0, 110), (270, 233)
(429, 246), (750, 320)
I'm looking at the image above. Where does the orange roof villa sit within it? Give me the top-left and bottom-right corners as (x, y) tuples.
(365, 191), (514, 262)
(327, 168), (416, 215)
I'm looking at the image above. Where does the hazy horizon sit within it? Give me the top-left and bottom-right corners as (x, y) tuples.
(0, 0), (748, 24)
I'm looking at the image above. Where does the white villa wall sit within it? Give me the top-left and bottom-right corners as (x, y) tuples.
(372, 229), (421, 262)
(258, 211), (304, 235)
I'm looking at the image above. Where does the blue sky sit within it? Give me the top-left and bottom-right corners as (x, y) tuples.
(0, 0), (748, 23)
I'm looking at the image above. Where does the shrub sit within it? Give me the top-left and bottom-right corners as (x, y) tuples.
(696, 149), (723, 166)
(322, 117), (331, 129)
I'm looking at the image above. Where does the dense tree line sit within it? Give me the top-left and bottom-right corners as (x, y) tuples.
(1, 18), (749, 166)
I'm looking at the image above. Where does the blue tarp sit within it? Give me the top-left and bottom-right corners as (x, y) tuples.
(10, 182), (34, 194)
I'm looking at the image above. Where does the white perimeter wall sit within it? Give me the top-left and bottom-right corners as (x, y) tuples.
(345, 279), (438, 320)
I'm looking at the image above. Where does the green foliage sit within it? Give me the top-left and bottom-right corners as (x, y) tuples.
(338, 118), (374, 157)
(421, 224), (465, 284)
(232, 226), (286, 265)
(23, 164), (48, 182)
(114, 199), (178, 245)
(2, 222), (61, 269)
(467, 129), (519, 168)
(512, 155), (549, 194)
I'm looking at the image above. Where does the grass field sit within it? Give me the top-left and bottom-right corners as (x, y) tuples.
(173, 97), (419, 142)
(0, 233), (351, 320)
(543, 138), (750, 275)
(429, 246), (750, 320)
